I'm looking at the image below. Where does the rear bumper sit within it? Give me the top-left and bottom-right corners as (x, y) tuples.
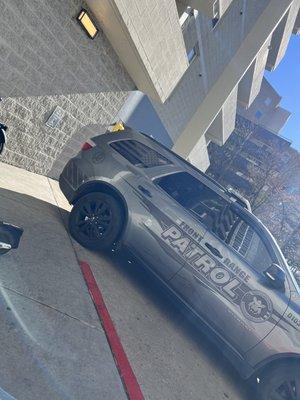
(59, 174), (75, 203)
(59, 158), (89, 203)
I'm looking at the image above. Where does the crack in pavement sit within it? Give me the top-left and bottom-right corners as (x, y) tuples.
(0, 284), (101, 331)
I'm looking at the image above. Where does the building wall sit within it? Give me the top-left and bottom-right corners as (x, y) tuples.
(0, 0), (134, 178)
(117, 91), (174, 148)
(237, 78), (291, 133)
(0, 0), (297, 179)
(86, 0), (189, 103)
(187, 133), (210, 171)
(182, 12), (198, 53)
(150, 0), (271, 142)
(207, 113), (292, 194)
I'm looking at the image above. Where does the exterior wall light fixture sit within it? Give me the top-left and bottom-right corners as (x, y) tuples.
(77, 9), (99, 39)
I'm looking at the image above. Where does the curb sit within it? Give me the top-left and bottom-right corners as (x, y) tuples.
(79, 261), (144, 400)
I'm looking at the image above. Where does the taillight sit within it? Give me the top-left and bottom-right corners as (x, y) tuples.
(81, 139), (95, 151)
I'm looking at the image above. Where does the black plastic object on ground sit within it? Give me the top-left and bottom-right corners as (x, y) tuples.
(0, 222), (23, 255)
(0, 122), (7, 155)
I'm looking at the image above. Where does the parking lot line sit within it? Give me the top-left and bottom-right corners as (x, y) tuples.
(79, 261), (144, 400)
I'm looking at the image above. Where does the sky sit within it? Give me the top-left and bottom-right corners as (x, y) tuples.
(265, 35), (300, 150)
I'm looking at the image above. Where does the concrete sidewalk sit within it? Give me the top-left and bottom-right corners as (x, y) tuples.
(0, 162), (127, 400)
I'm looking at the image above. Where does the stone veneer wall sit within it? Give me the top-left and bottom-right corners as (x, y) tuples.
(0, 0), (134, 178)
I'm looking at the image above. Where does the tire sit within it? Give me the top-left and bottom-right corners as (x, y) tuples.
(69, 192), (124, 251)
(257, 360), (300, 400)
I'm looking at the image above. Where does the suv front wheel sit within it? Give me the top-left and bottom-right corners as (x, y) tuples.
(69, 192), (124, 251)
(257, 360), (300, 400)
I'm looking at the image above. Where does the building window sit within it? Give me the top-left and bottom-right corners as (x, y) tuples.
(236, 171), (244, 177)
(187, 48), (196, 63)
(212, 17), (219, 28)
(213, 1), (219, 17)
(264, 97), (272, 106)
(187, 45), (198, 64)
(287, 185), (298, 194)
(255, 110), (263, 119)
(179, 6), (193, 28)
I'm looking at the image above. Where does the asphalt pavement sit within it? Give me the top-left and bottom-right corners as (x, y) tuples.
(0, 161), (256, 400)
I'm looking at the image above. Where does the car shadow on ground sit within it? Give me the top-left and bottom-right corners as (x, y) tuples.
(0, 186), (257, 400)
(98, 247), (258, 400)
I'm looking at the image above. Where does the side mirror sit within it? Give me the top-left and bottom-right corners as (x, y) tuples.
(264, 263), (286, 290)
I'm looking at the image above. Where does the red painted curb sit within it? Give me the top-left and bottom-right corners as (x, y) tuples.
(79, 261), (144, 400)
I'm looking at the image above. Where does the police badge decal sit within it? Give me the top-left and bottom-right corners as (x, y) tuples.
(241, 290), (273, 323)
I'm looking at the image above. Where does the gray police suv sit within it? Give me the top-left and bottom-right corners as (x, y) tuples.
(59, 126), (300, 400)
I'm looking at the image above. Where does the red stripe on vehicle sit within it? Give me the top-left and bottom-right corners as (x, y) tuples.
(79, 261), (144, 400)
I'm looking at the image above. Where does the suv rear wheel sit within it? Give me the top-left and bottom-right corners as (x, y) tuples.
(257, 360), (300, 400)
(69, 192), (124, 251)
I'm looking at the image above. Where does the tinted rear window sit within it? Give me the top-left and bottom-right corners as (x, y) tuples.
(110, 140), (172, 168)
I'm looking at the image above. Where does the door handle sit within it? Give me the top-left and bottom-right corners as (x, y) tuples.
(138, 185), (152, 198)
(204, 242), (223, 258)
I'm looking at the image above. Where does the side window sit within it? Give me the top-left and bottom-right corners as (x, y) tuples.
(155, 172), (228, 231)
(155, 172), (273, 273)
(210, 203), (273, 272)
(110, 140), (172, 168)
(226, 218), (273, 273)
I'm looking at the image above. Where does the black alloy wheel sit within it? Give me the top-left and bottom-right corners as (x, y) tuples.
(257, 361), (300, 400)
(76, 199), (112, 239)
(266, 378), (300, 400)
(69, 192), (123, 250)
